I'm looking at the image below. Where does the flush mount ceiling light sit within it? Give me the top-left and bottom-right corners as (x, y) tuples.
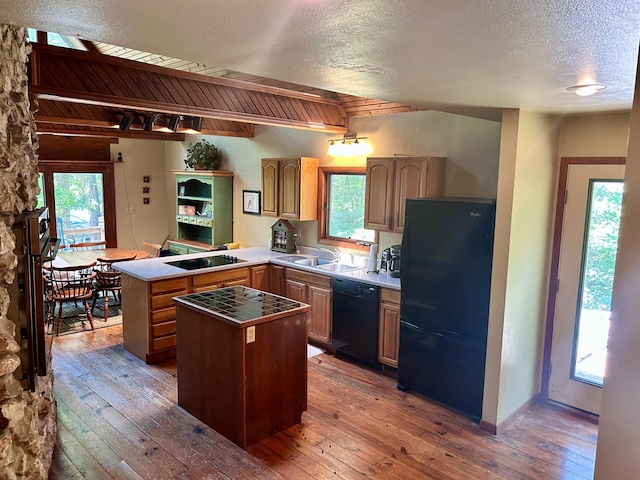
(565, 83), (607, 97)
(327, 133), (372, 157)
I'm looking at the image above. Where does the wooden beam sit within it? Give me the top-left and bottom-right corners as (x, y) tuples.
(30, 44), (348, 134)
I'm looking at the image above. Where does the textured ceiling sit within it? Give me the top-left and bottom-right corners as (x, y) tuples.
(1, 0), (640, 119)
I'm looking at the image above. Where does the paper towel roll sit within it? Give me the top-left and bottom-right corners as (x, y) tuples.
(367, 244), (379, 273)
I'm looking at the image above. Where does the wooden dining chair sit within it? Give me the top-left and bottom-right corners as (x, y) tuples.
(43, 262), (97, 335)
(91, 255), (136, 320)
(70, 241), (107, 251)
(142, 241), (162, 258)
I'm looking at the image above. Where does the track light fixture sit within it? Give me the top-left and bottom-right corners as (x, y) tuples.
(191, 116), (203, 132)
(119, 113), (134, 132)
(168, 115), (181, 132)
(327, 133), (372, 157)
(142, 113), (157, 132)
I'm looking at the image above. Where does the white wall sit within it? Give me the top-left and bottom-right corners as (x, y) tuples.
(161, 110), (502, 255)
(111, 138), (170, 249)
(484, 110), (560, 427)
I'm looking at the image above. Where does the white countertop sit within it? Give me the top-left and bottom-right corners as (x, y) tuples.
(114, 246), (401, 290)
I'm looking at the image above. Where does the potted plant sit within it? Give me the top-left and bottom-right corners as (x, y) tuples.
(184, 139), (222, 170)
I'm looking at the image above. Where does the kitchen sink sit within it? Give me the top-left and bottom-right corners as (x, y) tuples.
(316, 262), (363, 273)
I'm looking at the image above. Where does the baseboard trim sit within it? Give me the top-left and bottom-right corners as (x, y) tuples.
(479, 393), (541, 435)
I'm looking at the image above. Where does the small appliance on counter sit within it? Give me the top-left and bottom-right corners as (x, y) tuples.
(380, 247), (391, 272)
(388, 244), (401, 278)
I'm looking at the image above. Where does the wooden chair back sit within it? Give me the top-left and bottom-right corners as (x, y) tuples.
(70, 241), (107, 251)
(142, 242), (162, 258)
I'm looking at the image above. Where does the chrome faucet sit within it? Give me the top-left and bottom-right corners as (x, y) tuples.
(317, 247), (340, 263)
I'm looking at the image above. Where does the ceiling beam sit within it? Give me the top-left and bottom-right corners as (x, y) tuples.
(29, 44), (349, 134)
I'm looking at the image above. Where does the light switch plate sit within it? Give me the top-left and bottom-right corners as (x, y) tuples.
(246, 326), (255, 344)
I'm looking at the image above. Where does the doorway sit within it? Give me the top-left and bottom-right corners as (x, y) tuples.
(544, 158), (625, 415)
(38, 160), (117, 248)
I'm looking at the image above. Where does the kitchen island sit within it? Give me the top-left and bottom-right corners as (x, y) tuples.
(173, 286), (311, 448)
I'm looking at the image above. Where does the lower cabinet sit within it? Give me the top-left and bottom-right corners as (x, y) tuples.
(250, 264), (268, 291)
(378, 288), (401, 367)
(122, 267), (251, 363)
(285, 268), (332, 346)
(122, 276), (189, 364)
(268, 264), (286, 296)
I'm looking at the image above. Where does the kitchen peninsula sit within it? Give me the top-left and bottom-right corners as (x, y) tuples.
(173, 286), (310, 448)
(115, 246), (400, 363)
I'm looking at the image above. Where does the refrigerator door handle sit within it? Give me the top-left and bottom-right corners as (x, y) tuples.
(401, 321), (421, 330)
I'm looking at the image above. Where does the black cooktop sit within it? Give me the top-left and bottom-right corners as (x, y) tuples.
(167, 254), (246, 271)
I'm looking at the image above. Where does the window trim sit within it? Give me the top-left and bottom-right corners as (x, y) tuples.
(317, 166), (377, 249)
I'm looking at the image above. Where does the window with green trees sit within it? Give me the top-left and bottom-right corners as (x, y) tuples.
(320, 168), (375, 245)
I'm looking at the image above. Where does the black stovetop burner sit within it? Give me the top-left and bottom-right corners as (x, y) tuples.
(167, 254), (246, 271)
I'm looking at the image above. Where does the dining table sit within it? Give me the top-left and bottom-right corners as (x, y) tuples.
(50, 248), (150, 268)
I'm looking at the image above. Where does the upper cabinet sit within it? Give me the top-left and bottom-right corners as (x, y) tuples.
(364, 156), (446, 232)
(261, 157), (319, 220)
(173, 170), (234, 248)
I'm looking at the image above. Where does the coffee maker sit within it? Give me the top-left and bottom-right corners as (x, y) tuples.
(388, 244), (401, 278)
(380, 247), (391, 272)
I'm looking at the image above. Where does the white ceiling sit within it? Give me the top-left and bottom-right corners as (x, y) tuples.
(2, 0), (640, 120)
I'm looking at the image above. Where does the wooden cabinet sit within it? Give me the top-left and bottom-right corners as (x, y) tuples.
(261, 157), (319, 220)
(192, 267), (250, 293)
(364, 156), (446, 232)
(378, 288), (401, 367)
(122, 275), (189, 364)
(122, 267), (250, 363)
(250, 264), (268, 291)
(173, 170), (234, 250)
(268, 264), (286, 295)
(285, 268), (332, 345)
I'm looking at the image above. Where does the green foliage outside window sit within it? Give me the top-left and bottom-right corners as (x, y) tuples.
(581, 181), (623, 311)
(327, 174), (375, 243)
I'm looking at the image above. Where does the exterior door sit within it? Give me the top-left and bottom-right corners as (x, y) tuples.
(549, 163), (624, 414)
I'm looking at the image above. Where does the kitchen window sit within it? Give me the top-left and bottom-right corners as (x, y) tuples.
(318, 166), (376, 247)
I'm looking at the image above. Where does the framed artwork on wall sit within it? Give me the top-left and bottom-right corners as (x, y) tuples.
(243, 190), (261, 215)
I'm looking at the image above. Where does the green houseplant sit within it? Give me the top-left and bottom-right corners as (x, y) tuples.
(184, 139), (222, 170)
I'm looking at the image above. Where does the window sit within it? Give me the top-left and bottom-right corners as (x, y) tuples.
(27, 28), (87, 50)
(318, 166), (376, 247)
(38, 160), (116, 248)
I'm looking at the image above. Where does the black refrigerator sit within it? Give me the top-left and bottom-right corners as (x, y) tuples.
(397, 198), (495, 421)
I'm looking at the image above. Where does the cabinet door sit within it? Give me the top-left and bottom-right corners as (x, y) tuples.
(393, 158), (425, 232)
(268, 264), (286, 295)
(378, 300), (400, 367)
(261, 160), (279, 217)
(250, 265), (268, 291)
(364, 158), (395, 230)
(285, 278), (306, 303)
(279, 159), (301, 219)
(307, 285), (331, 344)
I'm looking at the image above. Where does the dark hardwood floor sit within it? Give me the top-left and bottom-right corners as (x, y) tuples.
(48, 325), (598, 479)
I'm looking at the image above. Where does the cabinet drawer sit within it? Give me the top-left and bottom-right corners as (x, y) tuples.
(381, 288), (401, 304)
(151, 291), (187, 310)
(151, 278), (189, 295)
(151, 306), (176, 324)
(152, 321), (176, 338)
(152, 334), (176, 352)
(286, 268), (331, 288)
(192, 267), (250, 288)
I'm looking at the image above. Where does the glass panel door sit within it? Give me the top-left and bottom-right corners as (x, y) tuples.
(53, 172), (105, 248)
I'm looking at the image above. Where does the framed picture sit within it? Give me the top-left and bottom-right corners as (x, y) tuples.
(243, 190), (261, 215)
(178, 185), (186, 196)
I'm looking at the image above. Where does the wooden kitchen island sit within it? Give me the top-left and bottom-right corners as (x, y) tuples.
(173, 286), (311, 448)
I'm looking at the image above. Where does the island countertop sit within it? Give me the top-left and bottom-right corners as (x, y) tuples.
(172, 286), (311, 328)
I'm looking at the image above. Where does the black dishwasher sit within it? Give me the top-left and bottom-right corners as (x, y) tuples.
(331, 278), (380, 369)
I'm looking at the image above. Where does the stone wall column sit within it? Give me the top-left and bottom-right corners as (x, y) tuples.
(0, 24), (56, 479)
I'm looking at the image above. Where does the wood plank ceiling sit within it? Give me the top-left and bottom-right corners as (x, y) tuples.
(30, 40), (426, 141)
